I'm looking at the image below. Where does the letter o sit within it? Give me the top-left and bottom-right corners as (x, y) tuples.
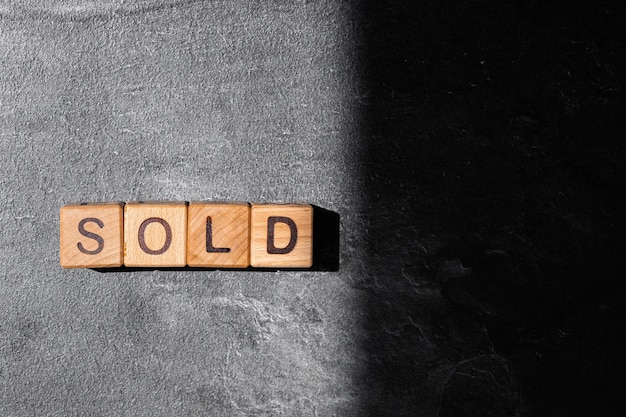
(138, 217), (172, 255)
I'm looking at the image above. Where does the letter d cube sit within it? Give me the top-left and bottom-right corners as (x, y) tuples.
(250, 203), (313, 268)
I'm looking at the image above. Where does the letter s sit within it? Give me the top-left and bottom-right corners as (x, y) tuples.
(77, 217), (105, 255)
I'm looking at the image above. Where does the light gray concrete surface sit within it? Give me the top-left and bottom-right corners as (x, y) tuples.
(1, 1), (366, 415)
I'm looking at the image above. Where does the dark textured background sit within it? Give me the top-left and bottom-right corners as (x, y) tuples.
(2, 1), (625, 416)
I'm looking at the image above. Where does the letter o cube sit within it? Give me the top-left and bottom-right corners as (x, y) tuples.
(124, 202), (187, 267)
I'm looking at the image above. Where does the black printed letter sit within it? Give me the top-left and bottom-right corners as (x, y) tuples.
(267, 216), (297, 254)
(206, 216), (230, 253)
(77, 217), (105, 255)
(138, 217), (172, 255)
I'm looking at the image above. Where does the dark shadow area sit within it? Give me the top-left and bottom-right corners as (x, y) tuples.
(360, 1), (626, 416)
(93, 205), (339, 272)
(311, 205), (341, 271)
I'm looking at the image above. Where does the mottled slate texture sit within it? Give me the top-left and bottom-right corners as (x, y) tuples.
(1, 1), (364, 415)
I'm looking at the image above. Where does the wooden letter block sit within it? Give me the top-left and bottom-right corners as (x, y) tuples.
(187, 202), (250, 268)
(60, 203), (124, 268)
(250, 203), (313, 268)
(124, 202), (187, 267)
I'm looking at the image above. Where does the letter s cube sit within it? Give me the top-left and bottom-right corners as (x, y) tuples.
(59, 203), (124, 268)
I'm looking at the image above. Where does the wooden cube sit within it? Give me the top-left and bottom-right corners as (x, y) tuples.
(250, 203), (313, 268)
(124, 202), (187, 267)
(187, 202), (250, 268)
(60, 202), (124, 268)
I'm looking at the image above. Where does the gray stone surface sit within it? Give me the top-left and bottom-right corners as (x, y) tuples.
(1, 1), (366, 415)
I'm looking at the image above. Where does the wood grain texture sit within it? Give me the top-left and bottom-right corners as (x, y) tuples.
(250, 203), (313, 268)
(187, 202), (250, 268)
(124, 201), (187, 267)
(60, 203), (124, 268)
